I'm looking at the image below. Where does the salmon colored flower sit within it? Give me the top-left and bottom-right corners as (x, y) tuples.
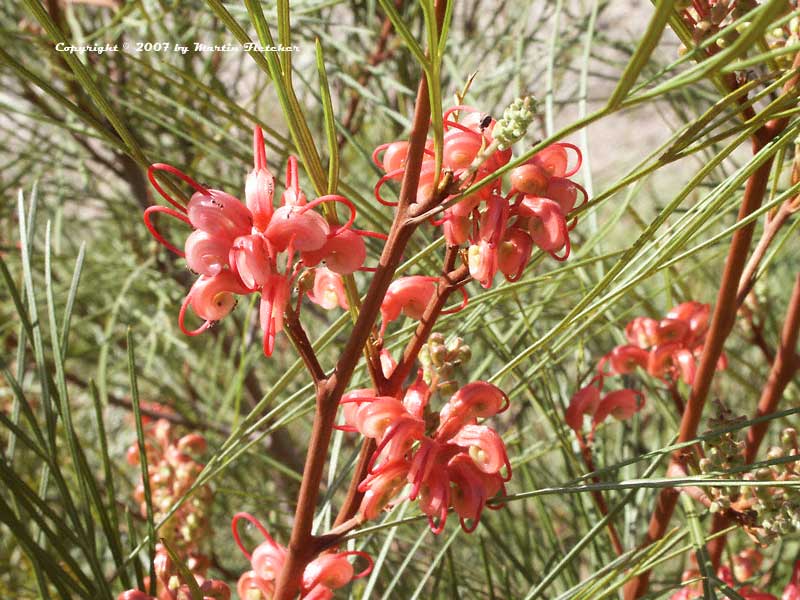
(231, 513), (371, 600)
(566, 375), (644, 440)
(343, 376), (510, 534)
(118, 544), (230, 600)
(306, 267), (348, 310)
(144, 126), (376, 356)
(379, 276), (438, 334)
(372, 106), (587, 289)
(603, 301), (724, 386)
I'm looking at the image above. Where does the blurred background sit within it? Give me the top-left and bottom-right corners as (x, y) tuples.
(1, 0), (799, 598)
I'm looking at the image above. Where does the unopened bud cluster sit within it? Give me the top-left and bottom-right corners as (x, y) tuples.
(700, 401), (747, 513)
(127, 418), (213, 569)
(418, 333), (472, 396)
(702, 411), (800, 546)
(677, 0), (757, 50)
(767, 15), (800, 70)
(744, 428), (800, 545)
(490, 96), (538, 151)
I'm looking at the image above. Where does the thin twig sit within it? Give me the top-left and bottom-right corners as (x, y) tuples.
(736, 200), (799, 307)
(579, 441), (625, 556)
(284, 307), (327, 385)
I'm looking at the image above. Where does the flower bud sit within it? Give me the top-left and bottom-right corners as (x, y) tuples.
(187, 190), (252, 241)
(246, 167), (275, 231)
(491, 96), (537, 150)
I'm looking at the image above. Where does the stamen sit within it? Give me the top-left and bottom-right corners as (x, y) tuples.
(178, 293), (212, 336)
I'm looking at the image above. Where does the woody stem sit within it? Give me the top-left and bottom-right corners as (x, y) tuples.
(705, 272), (800, 567)
(271, 4), (446, 595)
(624, 49), (800, 600)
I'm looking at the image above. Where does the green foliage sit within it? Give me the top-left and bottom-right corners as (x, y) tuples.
(1, 1), (799, 598)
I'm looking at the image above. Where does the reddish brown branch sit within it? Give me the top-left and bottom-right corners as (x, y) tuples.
(736, 200), (799, 307)
(271, 5), (447, 596)
(331, 438), (377, 528)
(284, 308), (327, 385)
(625, 52), (800, 598)
(744, 274), (800, 460)
(580, 442), (625, 556)
(624, 127), (785, 600)
(706, 273), (800, 567)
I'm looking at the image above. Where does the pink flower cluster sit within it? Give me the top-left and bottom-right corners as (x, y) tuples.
(373, 106), (586, 288)
(144, 127), (374, 355)
(669, 554), (800, 600)
(341, 374), (511, 533)
(117, 544), (230, 600)
(231, 513), (372, 600)
(599, 301), (726, 386)
(566, 374), (643, 442)
(126, 419), (213, 565)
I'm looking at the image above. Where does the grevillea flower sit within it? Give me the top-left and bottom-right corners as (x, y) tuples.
(379, 275), (468, 336)
(144, 126), (378, 356)
(373, 105), (587, 288)
(306, 267), (348, 310)
(600, 301), (726, 386)
(230, 513), (372, 599)
(118, 543), (231, 600)
(565, 375), (643, 441)
(341, 373), (510, 533)
(668, 557), (783, 600)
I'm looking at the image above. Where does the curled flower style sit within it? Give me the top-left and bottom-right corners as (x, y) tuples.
(144, 126), (378, 355)
(373, 105), (587, 288)
(599, 301), (726, 386)
(230, 513), (372, 599)
(378, 275), (468, 336)
(340, 372), (510, 534)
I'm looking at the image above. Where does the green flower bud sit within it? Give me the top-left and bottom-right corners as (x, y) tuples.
(491, 96), (538, 150)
